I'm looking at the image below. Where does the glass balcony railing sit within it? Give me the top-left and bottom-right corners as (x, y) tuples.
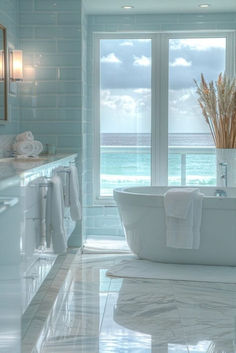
(168, 146), (216, 186)
(100, 146), (216, 196)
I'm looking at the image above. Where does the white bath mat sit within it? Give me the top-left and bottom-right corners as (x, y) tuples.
(107, 258), (236, 283)
(83, 237), (130, 254)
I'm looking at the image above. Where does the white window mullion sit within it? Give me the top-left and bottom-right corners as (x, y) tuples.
(151, 34), (160, 186)
(159, 34), (169, 186)
(226, 32), (236, 77)
(93, 34), (101, 202)
(151, 34), (169, 186)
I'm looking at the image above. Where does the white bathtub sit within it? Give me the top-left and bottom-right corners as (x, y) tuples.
(114, 186), (236, 266)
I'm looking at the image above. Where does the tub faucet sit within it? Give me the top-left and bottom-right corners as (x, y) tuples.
(215, 189), (227, 197)
(219, 162), (228, 187)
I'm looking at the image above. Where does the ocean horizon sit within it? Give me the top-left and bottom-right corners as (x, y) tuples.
(101, 133), (215, 147)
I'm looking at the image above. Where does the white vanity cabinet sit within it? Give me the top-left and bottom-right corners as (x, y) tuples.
(0, 179), (21, 353)
(19, 154), (77, 312)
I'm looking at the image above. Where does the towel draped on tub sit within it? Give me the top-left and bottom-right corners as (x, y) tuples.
(164, 188), (204, 249)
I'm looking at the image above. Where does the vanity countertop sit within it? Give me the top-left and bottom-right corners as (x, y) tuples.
(0, 153), (77, 191)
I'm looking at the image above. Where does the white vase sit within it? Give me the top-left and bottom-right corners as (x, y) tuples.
(216, 148), (236, 187)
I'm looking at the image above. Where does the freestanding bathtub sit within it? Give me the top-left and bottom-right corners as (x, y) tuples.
(114, 186), (236, 266)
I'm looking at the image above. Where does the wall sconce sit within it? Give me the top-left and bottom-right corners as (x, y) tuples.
(10, 50), (23, 81)
(0, 50), (4, 81)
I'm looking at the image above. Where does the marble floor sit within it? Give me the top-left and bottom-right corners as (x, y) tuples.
(37, 253), (236, 353)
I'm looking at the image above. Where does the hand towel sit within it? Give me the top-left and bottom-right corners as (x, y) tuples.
(164, 188), (203, 249)
(69, 166), (82, 221)
(14, 140), (35, 157)
(55, 167), (70, 207)
(46, 176), (67, 254)
(15, 131), (34, 142)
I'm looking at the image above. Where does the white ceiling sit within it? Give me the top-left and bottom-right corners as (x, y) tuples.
(84, 0), (236, 15)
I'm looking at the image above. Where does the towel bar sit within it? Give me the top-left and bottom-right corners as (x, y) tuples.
(38, 177), (52, 188)
(57, 169), (71, 175)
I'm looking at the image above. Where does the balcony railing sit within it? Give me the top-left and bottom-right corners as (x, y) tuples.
(169, 146), (215, 186)
(100, 145), (216, 195)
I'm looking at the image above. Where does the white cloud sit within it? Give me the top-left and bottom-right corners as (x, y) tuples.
(120, 41), (134, 47)
(101, 90), (136, 115)
(137, 39), (151, 42)
(133, 55), (151, 67)
(179, 93), (191, 102)
(133, 88), (151, 94)
(101, 53), (122, 64)
(170, 38), (226, 51)
(170, 57), (192, 67)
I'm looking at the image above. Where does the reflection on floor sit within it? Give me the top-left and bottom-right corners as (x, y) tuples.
(35, 253), (236, 353)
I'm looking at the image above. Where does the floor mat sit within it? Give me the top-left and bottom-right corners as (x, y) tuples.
(107, 257), (236, 283)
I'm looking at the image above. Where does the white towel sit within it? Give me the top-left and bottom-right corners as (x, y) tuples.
(164, 188), (203, 249)
(164, 188), (200, 219)
(16, 131), (34, 142)
(13, 140), (35, 157)
(46, 176), (67, 254)
(55, 167), (70, 207)
(32, 140), (43, 156)
(69, 166), (82, 221)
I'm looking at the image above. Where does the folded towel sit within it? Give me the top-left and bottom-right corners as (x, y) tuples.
(16, 131), (34, 142)
(69, 166), (82, 221)
(164, 188), (203, 249)
(32, 140), (43, 156)
(14, 140), (35, 157)
(164, 188), (200, 219)
(46, 176), (67, 254)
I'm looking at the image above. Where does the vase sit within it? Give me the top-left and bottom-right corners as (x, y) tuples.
(216, 148), (236, 187)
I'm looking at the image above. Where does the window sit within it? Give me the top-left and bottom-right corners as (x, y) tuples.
(99, 38), (152, 197)
(168, 37), (226, 186)
(94, 32), (234, 202)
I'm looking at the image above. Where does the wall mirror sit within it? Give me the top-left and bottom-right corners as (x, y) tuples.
(0, 25), (7, 121)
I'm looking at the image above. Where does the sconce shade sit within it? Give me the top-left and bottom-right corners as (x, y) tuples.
(10, 50), (23, 81)
(0, 50), (4, 81)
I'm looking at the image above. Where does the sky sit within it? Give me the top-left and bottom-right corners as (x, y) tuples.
(100, 37), (226, 134)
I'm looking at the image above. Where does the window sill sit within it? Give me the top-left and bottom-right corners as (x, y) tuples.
(93, 196), (116, 206)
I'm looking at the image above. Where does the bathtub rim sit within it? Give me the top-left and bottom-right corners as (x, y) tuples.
(113, 186), (236, 210)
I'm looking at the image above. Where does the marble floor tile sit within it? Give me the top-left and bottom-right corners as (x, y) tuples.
(29, 253), (236, 353)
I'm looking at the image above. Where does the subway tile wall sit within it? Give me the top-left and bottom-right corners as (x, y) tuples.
(84, 13), (236, 239)
(19, 0), (84, 154)
(0, 0), (20, 143)
(19, 0), (86, 246)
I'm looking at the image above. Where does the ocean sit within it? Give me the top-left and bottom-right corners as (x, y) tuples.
(100, 133), (216, 195)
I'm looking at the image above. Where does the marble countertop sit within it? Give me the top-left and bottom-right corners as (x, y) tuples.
(0, 154), (77, 191)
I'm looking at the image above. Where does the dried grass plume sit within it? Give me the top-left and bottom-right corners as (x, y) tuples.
(195, 73), (236, 148)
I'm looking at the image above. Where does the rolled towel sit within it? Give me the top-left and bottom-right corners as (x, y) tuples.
(15, 131), (34, 142)
(14, 140), (35, 157)
(32, 140), (43, 156)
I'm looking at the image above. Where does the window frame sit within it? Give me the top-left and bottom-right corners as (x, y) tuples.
(93, 31), (235, 205)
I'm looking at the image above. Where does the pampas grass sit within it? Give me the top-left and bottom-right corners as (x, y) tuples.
(195, 73), (236, 148)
